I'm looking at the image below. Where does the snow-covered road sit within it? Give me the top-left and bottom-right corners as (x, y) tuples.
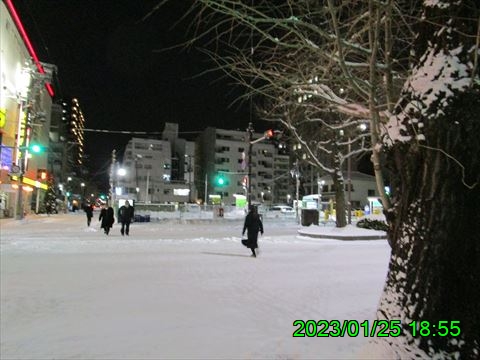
(1, 213), (390, 359)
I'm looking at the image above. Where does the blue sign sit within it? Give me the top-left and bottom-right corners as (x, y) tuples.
(0, 145), (13, 171)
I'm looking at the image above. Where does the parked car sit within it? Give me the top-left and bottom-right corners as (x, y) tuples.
(269, 205), (295, 214)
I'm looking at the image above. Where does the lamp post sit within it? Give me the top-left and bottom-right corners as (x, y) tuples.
(317, 176), (325, 214)
(80, 182), (86, 204)
(185, 154), (193, 203)
(145, 169), (150, 204)
(135, 154), (143, 202)
(134, 154), (149, 203)
(290, 160), (301, 224)
(134, 147), (152, 204)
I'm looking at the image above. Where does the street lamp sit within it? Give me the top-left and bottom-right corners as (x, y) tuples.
(317, 177), (325, 213)
(80, 182), (86, 202)
(185, 154), (193, 203)
(135, 154), (150, 204)
(290, 160), (301, 224)
(64, 177), (72, 212)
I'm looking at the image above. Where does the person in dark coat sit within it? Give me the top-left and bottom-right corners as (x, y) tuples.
(84, 203), (94, 226)
(118, 200), (134, 236)
(242, 205), (264, 257)
(99, 205), (114, 235)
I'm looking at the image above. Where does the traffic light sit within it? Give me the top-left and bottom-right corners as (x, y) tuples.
(264, 129), (274, 139)
(37, 169), (47, 180)
(214, 173), (228, 187)
(29, 144), (44, 153)
(264, 129), (284, 147)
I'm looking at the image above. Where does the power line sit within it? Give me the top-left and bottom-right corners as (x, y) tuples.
(83, 128), (203, 135)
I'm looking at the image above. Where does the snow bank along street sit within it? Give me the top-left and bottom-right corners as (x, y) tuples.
(1, 213), (391, 359)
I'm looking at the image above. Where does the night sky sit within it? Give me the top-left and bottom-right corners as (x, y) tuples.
(13, 0), (266, 189)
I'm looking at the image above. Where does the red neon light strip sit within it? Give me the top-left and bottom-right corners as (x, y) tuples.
(5, 0), (55, 98)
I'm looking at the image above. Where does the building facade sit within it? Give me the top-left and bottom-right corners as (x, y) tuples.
(196, 127), (290, 206)
(117, 134), (195, 204)
(318, 171), (379, 210)
(0, 0), (55, 217)
(115, 124), (292, 207)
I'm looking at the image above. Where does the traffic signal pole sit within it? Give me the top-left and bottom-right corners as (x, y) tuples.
(245, 124), (281, 209)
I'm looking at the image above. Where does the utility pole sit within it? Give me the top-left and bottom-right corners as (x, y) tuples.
(204, 172), (208, 206)
(14, 149), (26, 220)
(295, 161), (300, 224)
(246, 122), (254, 209)
(347, 138), (352, 225)
(109, 150), (116, 207)
(15, 104), (29, 220)
(145, 169), (150, 204)
(186, 155), (192, 203)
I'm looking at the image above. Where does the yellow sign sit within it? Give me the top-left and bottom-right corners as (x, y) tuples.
(10, 175), (47, 190)
(18, 112), (27, 147)
(0, 108), (6, 128)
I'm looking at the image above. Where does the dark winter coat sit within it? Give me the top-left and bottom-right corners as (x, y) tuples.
(242, 211), (264, 249)
(118, 205), (134, 224)
(84, 204), (93, 219)
(99, 207), (114, 229)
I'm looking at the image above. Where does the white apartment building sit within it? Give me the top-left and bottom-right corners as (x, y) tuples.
(196, 127), (290, 206)
(118, 137), (190, 203)
(116, 125), (291, 206)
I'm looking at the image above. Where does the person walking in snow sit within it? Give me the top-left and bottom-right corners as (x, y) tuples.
(118, 200), (134, 236)
(99, 205), (114, 235)
(84, 203), (94, 226)
(242, 205), (264, 257)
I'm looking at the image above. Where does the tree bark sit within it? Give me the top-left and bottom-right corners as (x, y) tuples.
(371, 2), (480, 358)
(332, 148), (347, 228)
(376, 90), (480, 359)
(332, 172), (347, 228)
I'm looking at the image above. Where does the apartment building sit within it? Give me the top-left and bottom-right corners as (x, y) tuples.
(196, 127), (290, 206)
(119, 137), (178, 203)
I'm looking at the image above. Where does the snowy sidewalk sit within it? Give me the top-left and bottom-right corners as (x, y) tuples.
(298, 224), (387, 240)
(1, 213), (391, 359)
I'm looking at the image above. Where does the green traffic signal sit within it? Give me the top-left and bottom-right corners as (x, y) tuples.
(214, 173), (228, 187)
(29, 144), (43, 153)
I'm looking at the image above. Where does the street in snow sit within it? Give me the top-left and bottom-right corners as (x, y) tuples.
(1, 213), (390, 359)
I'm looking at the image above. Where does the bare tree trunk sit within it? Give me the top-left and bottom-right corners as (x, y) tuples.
(332, 148), (347, 228)
(331, 172), (347, 228)
(368, 2), (480, 357)
(373, 90), (480, 359)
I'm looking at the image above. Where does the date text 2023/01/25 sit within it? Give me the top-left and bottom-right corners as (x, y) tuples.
(292, 320), (461, 338)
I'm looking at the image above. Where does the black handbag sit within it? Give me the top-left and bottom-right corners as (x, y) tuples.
(241, 238), (250, 247)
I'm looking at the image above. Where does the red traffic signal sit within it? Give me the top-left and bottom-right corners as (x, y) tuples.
(264, 129), (274, 139)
